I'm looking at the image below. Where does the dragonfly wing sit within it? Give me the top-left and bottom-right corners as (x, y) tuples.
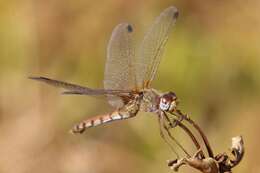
(136, 6), (178, 89)
(104, 23), (136, 108)
(29, 76), (131, 95)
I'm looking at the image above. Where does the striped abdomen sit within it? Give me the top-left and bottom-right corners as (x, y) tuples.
(70, 110), (135, 134)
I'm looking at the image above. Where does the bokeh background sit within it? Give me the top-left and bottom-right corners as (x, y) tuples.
(0, 0), (259, 172)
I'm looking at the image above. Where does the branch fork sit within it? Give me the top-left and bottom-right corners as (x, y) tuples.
(165, 109), (244, 173)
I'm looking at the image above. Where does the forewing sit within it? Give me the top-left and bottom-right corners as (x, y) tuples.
(136, 6), (178, 89)
(104, 23), (136, 108)
(29, 76), (131, 95)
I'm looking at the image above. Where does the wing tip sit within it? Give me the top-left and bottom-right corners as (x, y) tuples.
(165, 6), (179, 19)
(28, 76), (38, 80)
(28, 76), (50, 82)
(28, 76), (48, 80)
(28, 76), (42, 81)
(113, 23), (134, 34)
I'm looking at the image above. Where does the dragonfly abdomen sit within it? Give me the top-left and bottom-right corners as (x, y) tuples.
(70, 110), (134, 134)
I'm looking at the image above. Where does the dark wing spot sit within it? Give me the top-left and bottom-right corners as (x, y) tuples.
(127, 24), (133, 33)
(168, 6), (179, 19)
(173, 10), (179, 19)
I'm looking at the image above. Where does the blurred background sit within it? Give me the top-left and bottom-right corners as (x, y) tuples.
(0, 0), (259, 172)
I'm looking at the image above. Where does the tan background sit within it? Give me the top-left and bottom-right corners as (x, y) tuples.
(0, 0), (259, 172)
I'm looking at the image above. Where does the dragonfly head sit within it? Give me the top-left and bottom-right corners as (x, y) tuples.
(159, 92), (178, 112)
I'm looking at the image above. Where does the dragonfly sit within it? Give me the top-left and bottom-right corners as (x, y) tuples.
(30, 6), (189, 156)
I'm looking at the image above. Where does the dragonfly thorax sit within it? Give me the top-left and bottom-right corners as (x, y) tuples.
(159, 92), (177, 112)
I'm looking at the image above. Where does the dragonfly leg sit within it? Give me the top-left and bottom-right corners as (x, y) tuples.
(162, 112), (191, 158)
(158, 114), (180, 158)
(162, 111), (179, 128)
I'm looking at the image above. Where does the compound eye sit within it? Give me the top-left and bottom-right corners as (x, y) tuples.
(159, 98), (170, 111)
